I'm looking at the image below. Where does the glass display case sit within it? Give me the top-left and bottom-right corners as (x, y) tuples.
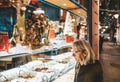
(0, 51), (76, 82)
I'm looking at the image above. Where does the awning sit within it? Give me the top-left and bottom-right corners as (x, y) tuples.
(43, 0), (87, 18)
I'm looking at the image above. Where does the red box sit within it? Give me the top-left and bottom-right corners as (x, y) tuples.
(65, 34), (74, 43)
(48, 29), (55, 39)
(0, 32), (9, 52)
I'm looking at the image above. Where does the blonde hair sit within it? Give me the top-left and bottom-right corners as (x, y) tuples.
(73, 40), (95, 65)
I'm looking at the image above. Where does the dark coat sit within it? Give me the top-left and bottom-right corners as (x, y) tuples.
(74, 60), (103, 82)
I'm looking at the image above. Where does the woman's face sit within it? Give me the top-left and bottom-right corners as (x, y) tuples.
(72, 46), (84, 63)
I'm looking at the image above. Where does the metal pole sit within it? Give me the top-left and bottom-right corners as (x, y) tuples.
(86, 0), (92, 45)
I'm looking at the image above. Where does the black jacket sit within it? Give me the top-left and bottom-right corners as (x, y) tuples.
(74, 60), (103, 82)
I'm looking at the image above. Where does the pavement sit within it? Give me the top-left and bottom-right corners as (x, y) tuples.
(100, 41), (120, 82)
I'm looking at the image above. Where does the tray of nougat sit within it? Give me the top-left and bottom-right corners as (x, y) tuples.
(56, 57), (71, 64)
(0, 68), (36, 82)
(20, 60), (44, 70)
(34, 67), (48, 72)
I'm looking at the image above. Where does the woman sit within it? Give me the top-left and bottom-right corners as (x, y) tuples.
(73, 40), (103, 82)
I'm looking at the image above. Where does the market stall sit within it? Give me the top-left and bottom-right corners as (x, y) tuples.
(0, 0), (87, 82)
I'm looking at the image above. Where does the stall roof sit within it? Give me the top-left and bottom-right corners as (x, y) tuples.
(41, 0), (87, 18)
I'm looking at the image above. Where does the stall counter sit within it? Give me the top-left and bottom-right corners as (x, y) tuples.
(53, 68), (75, 82)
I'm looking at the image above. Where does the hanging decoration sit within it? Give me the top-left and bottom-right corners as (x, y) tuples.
(64, 11), (75, 42)
(24, 8), (50, 49)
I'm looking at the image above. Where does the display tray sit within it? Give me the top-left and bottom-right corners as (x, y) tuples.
(38, 58), (53, 62)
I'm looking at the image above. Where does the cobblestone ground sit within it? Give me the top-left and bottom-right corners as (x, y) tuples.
(100, 41), (120, 82)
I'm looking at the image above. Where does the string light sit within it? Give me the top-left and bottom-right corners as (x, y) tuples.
(100, 9), (119, 13)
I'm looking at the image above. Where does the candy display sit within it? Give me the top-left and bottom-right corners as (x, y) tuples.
(24, 11), (49, 49)
(0, 52), (75, 82)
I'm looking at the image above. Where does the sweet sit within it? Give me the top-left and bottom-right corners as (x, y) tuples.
(35, 67), (48, 72)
